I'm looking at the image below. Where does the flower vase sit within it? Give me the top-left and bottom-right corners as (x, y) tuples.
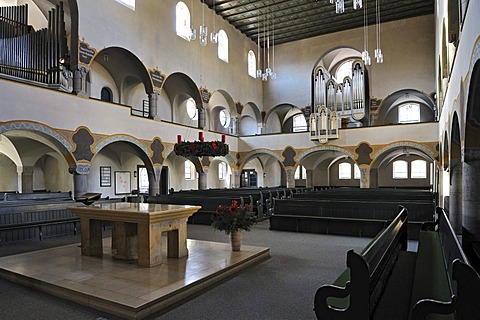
(230, 231), (242, 251)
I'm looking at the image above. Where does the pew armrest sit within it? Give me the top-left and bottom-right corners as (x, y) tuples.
(410, 297), (455, 320)
(314, 282), (351, 320)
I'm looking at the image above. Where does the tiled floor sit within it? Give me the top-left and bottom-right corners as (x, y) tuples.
(0, 237), (270, 319)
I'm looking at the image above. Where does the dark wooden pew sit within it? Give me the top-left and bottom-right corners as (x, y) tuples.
(3, 191), (72, 202)
(314, 207), (480, 320)
(269, 198), (434, 239)
(314, 206), (409, 319)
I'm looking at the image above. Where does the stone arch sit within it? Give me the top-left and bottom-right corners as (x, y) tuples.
(93, 135), (152, 166)
(372, 142), (435, 166)
(0, 121), (76, 168)
(264, 103), (305, 134)
(297, 146), (356, 166)
(376, 89), (435, 125)
(240, 149), (284, 169)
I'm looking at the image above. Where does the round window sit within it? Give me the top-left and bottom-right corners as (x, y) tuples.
(219, 109), (230, 128)
(186, 98), (198, 120)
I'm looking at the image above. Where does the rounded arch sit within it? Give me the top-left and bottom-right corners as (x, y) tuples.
(264, 103), (305, 134)
(93, 46), (154, 95)
(93, 135), (153, 168)
(376, 89), (435, 125)
(240, 149), (284, 169)
(443, 130), (450, 170)
(240, 101), (262, 136)
(371, 141), (435, 169)
(0, 121), (76, 168)
(162, 72), (202, 109)
(208, 89), (237, 132)
(297, 145), (356, 168)
(464, 59), (480, 162)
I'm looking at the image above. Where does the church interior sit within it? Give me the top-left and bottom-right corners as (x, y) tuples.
(1, 0), (480, 319)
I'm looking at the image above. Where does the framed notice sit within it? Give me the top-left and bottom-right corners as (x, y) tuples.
(100, 166), (111, 187)
(115, 171), (131, 195)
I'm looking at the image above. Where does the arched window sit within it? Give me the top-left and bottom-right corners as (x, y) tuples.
(185, 160), (196, 180)
(354, 163), (361, 179)
(218, 30), (228, 62)
(176, 1), (191, 41)
(218, 162), (227, 180)
(411, 160), (427, 179)
(248, 50), (256, 78)
(339, 163), (352, 179)
(398, 103), (420, 123)
(100, 87), (113, 102)
(116, 0), (135, 10)
(292, 114), (307, 132)
(335, 59), (354, 83)
(294, 165), (307, 179)
(186, 98), (198, 120)
(219, 109), (230, 128)
(393, 160), (408, 179)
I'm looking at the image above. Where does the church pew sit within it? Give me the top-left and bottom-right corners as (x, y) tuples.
(3, 191), (72, 202)
(145, 194), (252, 225)
(314, 207), (480, 320)
(269, 198), (434, 239)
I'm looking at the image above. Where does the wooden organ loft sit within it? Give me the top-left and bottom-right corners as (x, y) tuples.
(311, 60), (368, 143)
(0, 3), (72, 92)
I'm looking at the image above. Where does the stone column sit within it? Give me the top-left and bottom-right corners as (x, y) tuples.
(148, 92), (159, 120)
(148, 166), (161, 196)
(16, 167), (23, 193)
(198, 107), (206, 129)
(232, 170), (242, 188)
(360, 168), (370, 188)
(462, 158), (480, 250)
(198, 168), (208, 190)
(449, 163), (463, 234)
(73, 164), (91, 198)
(286, 169), (296, 188)
(230, 116), (238, 136)
(306, 169), (314, 190)
(21, 166), (34, 193)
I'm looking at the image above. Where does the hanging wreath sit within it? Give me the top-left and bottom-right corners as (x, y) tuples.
(174, 140), (229, 157)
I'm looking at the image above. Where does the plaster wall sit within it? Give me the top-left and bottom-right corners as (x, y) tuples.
(264, 15), (435, 110)
(77, 0), (262, 109)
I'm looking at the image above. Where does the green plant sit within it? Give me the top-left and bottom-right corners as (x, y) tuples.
(211, 200), (256, 235)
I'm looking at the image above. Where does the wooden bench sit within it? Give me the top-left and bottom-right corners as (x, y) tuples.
(314, 207), (480, 320)
(3, 191), (72, 202)
(269, 198), (434, 239)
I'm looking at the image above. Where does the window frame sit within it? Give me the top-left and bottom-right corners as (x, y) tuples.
(186, 98), (198, 120)
(176, 1), (191, 41)
(247, 50), (256, 78)
(218, 162), (227, 180)
(218, 30), (228, 62)
(115, 0), (135, 10)
(392, 160), (408, 179)
(398, 103), (421, 124)
(338, 163), (352, 180)
(411, 159), (427, 179)
(292, 114), (308, 132)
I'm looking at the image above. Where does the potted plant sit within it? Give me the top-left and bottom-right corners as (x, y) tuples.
(211, 200), (256, 251)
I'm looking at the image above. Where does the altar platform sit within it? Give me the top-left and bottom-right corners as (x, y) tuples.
(0, 237), (270, 319)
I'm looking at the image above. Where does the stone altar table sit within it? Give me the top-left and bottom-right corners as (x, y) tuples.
(69, 203), (201, 267)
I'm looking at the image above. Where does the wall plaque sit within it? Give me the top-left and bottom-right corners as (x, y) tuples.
(149, 69), (165, 89)
(79, 41), (96, 65)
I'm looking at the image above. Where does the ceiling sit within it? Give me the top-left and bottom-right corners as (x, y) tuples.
(202, 0), (434, 46)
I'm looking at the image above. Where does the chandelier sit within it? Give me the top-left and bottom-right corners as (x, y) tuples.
(329, 0), (362, 14)
(256, 6), (276, 81)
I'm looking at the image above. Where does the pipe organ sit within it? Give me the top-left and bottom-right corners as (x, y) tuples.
(311, 60), (367, 143)
(0, 3), (71, 91)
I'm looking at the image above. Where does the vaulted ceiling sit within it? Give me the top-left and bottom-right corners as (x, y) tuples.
(202, 0), (434, 46)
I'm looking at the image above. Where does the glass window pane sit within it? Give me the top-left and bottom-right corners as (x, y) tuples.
(218, 30), (228, 62)
(116, 0), (135, 10)
(339, 163), (352, 179)
(185, 160), (192, 179)
(293, 114), (307, 132)
(335, 59), (353, 84)
(393, 160), (408, 179)
(248, 50), (256, 78)
(176, 1), (191, 41)
(218, 162), (227, 180)
(411, 160), (427, 178)
(354, 164), (361, 179)
(186, 98), (198, 120)
(398, 103), (420, 123)
(219, 109), (230, 128)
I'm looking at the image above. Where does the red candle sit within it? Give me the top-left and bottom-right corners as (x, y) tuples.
(199, 132), (204, 142)
(177, 135), (182, 143)
(222, 134), (226, 143)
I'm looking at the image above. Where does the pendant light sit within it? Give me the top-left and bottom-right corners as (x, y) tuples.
(199, 0), (207, 46)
